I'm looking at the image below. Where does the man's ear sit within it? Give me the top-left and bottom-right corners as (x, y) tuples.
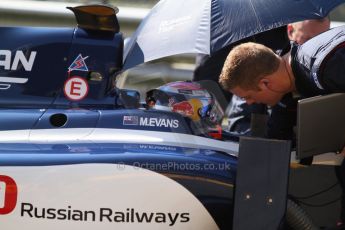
(287, 24), (294, 40)
(258, 78), (269, 90)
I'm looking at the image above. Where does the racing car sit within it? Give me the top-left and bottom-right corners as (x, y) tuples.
(0, 4), (341, 230)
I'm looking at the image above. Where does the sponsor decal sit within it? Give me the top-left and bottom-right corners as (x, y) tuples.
(0, 175), (17, 215)
(0, 77), (29, 90)
(122, 144), (179, 153)
(0, 84), (11, 90)
(138, 144), (177, 151)
(0, 165), (219, 229)
(0, 77), (28, 84)
(20, 203), (190, 226)
(0, 50), (36, 71)
(158, 16), (192, 34)
(139, 117), (179, 128)
(172, 101), (194, 116)
(64, 76), (89, 101)
(0, 50), (36, 87)
(178, 89), (193, 95)
(123, 116), (180, 128)
(123, 116), (139, 126)
(68, 54), (89, 72)
(177, 89), (207, 96)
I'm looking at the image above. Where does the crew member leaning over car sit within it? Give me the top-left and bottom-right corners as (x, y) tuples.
(229, 18), (331, 139)
(195, 18), (331, 137)
(267, 17), (331, 141)
(219, 25), (345, 228)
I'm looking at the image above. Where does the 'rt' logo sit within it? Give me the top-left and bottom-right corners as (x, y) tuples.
(0, 175), (18, 215)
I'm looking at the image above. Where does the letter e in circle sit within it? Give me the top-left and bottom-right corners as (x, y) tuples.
(64, 76), (89, 101)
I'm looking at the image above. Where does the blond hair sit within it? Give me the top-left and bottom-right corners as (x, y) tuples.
(219, 42), (280, 91)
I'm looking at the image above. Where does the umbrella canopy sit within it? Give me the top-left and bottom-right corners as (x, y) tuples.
(123, 0), (345, 70)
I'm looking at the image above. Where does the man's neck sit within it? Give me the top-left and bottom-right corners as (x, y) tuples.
(281, 52), (296, 93)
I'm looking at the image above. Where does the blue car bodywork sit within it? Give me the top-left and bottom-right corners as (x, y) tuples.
(0, 5), (239, 229)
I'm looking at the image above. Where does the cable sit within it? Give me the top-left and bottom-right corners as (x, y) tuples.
(286, 199), (319, 230)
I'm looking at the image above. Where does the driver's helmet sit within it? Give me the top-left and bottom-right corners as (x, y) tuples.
(146, 81), (223, 126)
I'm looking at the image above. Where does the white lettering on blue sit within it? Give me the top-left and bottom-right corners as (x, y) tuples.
(0, 50), (37, 71)
(140, 117), (179, 128)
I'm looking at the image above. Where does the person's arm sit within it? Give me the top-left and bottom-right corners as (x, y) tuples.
(320, 47), (345, 93)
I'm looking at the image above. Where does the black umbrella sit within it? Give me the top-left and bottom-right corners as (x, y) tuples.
(123, 0), (344, 70)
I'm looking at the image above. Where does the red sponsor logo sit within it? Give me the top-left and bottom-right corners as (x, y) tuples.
(172, 101), (194, 116)
(0, 175), (18, 215)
